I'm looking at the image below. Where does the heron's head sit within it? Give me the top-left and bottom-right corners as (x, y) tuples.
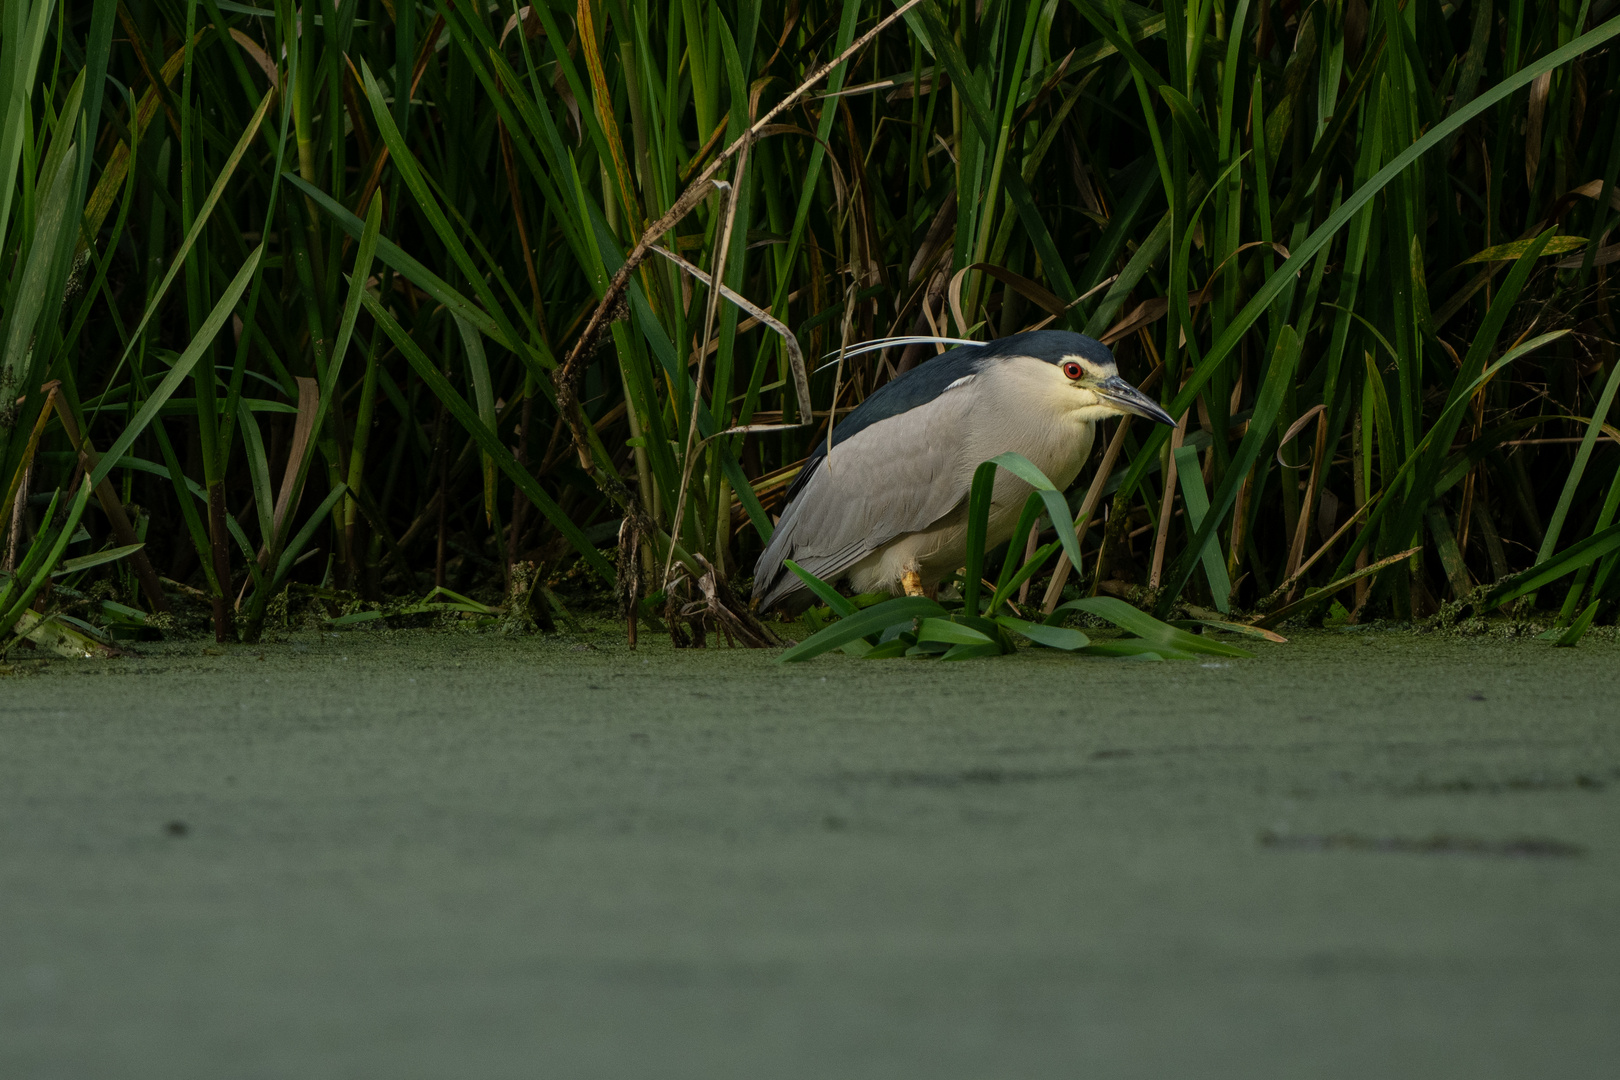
(1010, 332), (1176, 427)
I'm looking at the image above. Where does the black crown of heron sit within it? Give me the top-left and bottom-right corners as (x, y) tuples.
(753, 330), (1176, 613)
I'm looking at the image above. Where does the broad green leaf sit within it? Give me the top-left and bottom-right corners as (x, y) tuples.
(1058, 595), (1253, 658)
(860, 638), (915, 660)
(915, 618), (996, 646)
(940, 642), (1005, 661)
(982, 453), (1087, 574)
(778, 596), (947, 662)
(997, 615), (1090, 650)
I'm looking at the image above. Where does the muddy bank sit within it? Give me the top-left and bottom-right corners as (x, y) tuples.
(2, 628), (1617, 1078)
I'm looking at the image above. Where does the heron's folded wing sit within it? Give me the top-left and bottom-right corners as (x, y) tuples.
(755, 390), (975, 607)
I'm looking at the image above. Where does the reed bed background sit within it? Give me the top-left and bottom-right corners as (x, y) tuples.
(4, 0), (1620, 651)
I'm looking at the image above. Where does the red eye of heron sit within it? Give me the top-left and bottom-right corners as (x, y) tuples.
(1062, 361), (1084, 380)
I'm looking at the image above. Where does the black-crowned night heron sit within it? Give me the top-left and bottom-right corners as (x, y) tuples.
(752, 329), (1176, 612)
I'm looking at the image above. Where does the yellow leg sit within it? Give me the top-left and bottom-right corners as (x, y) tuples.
(901, 568), (924, 597)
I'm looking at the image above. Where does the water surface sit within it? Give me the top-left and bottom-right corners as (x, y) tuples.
(3, 628), (1616, 1077)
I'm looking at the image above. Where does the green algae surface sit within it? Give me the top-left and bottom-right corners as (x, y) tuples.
(2, 629), (1617, 1077)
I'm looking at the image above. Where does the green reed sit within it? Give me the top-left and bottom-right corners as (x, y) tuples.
(3, 0), (1619, 653)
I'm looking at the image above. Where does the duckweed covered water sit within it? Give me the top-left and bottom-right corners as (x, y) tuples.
(2, 628), (1617, 1078)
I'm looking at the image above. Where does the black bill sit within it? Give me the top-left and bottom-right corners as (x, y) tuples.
(1095, 374), (1177, 427)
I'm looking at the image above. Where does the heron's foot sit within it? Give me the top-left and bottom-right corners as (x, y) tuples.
(901, 568), (924, 597)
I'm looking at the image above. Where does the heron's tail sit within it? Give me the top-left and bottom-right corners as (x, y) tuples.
(751, 522), (801, 613)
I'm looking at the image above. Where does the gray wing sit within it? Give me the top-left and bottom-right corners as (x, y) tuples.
(754, 385), (977, 611)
